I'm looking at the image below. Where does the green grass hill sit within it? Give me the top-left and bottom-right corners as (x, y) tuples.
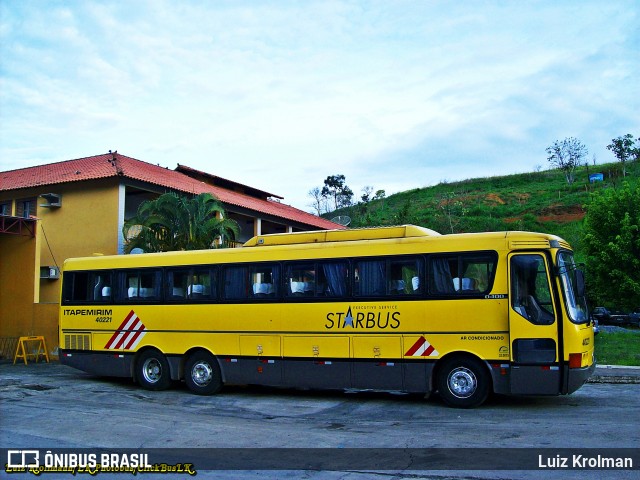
(326, 160), (640, 263)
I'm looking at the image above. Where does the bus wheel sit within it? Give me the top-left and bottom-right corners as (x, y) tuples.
(184, 351), (222, 395)
(136, 350), (172, 391)
(437, 356), (490, 408)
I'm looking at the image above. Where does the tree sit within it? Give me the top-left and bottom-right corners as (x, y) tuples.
(583, 182), (640, 310)
(307, 187), (328, 216)
(546, 137), (588, 185)
(321, 174), (354, 211)
(607, 134), (639, 178)
(373, 189), (386, 201)
(123, 192), (239, 253)
(361, 185), (374, 203)
(436, 191), (468, 234)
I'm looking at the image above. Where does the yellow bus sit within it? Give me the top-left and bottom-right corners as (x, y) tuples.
(59, 225), (595, 407)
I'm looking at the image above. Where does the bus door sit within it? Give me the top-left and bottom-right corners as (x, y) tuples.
(508, 253), (561, 395)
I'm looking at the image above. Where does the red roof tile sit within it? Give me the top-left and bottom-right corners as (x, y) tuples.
(0, 153), (344, 230)
(175, 164), (284, 200)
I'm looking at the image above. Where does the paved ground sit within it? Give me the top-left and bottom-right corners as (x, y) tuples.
(1, 360), (638, 480)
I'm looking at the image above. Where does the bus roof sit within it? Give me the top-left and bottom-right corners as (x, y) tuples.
(243, 225), (441, 247)
(62, 227), (571, 270)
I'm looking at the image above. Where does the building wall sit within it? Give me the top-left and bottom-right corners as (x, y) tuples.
(34, 180), (122, 303)
(32, 303), (60, 358)
(0, 230), (46, 356)
(1, 179), (121, 357)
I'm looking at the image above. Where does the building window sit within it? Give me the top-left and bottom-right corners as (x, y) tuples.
(16, 198), (36, 218)
(0, 202), (10, 216)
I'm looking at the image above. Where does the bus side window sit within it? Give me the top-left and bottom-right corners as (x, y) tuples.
(167, 269), (188, 300)
(63, 272), (89, 303)
(318, 261), (348, 297)
(251, 265), (279, 299)
(92, 272), (112, 301)
(354, 259), (385, 297)
(430, 254), (496, 295)
(140, 271), (160, 299)
(121, 269), (162, 302)
(167, 268), (216, 301)
(458, 256), (494, 293)
(223, 266), (249, 300)
(511, 255), (555, 325)
(63, 271), (113, 304)
(188, 268), (215, 300)
(388, 258), (423, 295)
(286, 264), (316, 297)
(429, 257), (456, 294)
(126, 273), (138, 298)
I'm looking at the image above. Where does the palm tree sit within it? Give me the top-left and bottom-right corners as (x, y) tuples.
(122, 192), (240, 253)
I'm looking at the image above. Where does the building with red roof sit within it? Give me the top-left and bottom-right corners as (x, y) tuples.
(0, 152), (343, 356)
(1, 151), (340, 237)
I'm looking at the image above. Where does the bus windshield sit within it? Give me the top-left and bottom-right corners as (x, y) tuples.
(557, 251), (588, 324)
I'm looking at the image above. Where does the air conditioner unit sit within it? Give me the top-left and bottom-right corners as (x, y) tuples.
(40, 266), (60, 279)
(40, 193), (62, 208)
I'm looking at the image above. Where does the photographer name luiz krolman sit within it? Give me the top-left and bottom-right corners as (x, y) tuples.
(538, 453), (634, 469)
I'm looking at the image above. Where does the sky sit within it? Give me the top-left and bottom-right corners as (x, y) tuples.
(1, 0), (638, 212)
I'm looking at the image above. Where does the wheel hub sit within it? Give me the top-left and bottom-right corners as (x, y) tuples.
(447, 367), (477, 398)
(142, 358), (162, 384)
(192, 362), (213, 387)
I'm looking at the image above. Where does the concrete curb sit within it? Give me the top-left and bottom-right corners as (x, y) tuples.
(588, 364), (640, 384)
(596, 364), (640, 370)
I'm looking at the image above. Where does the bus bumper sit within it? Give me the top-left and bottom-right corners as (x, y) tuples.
(59, 350), (132, 378)
(564, 362), (596, 394)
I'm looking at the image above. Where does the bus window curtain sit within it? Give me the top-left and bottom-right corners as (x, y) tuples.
(270, 266), (280, 296)
(323, 263), (347, 297)
(224, 267), (247, 299)
(431, 258), (455, 294)
(358, 261), (385, 296)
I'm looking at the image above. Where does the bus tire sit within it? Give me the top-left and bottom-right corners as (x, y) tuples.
(184, 351), (222, 395)
(136, 349), (172, 391)
(437, 356), (490, 408)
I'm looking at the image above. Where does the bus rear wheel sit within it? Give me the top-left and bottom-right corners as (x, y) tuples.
(437, 356), (490, 408)
(184, 351), (222, 395)
(136, 350), (172, 391)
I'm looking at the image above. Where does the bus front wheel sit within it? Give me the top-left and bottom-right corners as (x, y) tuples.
(136, 350), (172, 391)
(437, 356), (490, 408)
(184, 351), (222, 395)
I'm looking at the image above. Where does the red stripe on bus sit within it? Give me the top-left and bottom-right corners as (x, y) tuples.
(404, 336), (426, 356)
(122, 325), (146, 350)
(104, 310), (139, 349)
(117, 310), (136, 330)
(113, 317), (140, 349)
(105, 310), (134, 347)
